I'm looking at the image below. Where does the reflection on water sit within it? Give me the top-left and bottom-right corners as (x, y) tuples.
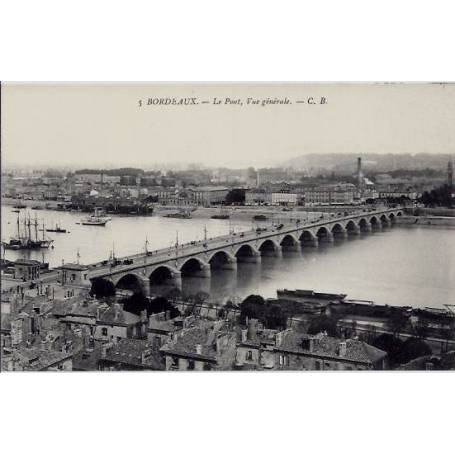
(2, 206), (454, 308)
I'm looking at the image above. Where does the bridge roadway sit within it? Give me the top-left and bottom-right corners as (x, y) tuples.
(82, 207), (404, 295)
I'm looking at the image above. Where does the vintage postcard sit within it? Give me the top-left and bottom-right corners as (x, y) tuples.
(1, 83), (454, 371)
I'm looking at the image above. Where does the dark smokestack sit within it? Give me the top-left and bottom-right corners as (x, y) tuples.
(357, 157), (362, 189)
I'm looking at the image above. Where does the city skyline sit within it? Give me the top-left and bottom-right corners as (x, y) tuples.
(2, 83), (455, 169)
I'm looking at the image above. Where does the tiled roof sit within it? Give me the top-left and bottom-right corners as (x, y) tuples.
(278, 332), (386, 365)
(97, 306), (140, 326)
(161, 320), (223, 360)
(13, 348), (72, 371)
(103, 339), (164, 370)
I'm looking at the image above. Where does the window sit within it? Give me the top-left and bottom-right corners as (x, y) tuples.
(246, 350), (253, 361)
(315, 360), (321, 370)
(101, 327), (108, 336)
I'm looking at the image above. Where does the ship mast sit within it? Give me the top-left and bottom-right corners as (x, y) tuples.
(34, 214), (39, 241)
(27, 214), (32, 241)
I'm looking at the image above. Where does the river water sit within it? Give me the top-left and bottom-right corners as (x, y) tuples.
(2, 206), (454, 308)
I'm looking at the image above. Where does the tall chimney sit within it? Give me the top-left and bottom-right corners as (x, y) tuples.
(357, 157), (362, 187)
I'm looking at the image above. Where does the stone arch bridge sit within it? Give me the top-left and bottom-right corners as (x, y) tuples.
(87, 208), (403, 296)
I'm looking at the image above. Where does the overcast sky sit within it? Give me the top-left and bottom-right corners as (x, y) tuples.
(2, 83), (455, 169)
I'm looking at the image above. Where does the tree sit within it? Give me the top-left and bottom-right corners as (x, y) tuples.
(419, 184), (453, 208)
(396, 337), (432, 365)
(413, 319), (430, 339)
(387, 311), (409, 337)
(371, 333), (404, 366)
(264, 304), (286, 330)
(121, 293), (180, 318)
(240, 295), (266, 324)
(307, 315), (339, 337)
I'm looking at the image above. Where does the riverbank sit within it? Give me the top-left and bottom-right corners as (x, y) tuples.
(3, 197), (364, 223)
(396, 215), (455, 227)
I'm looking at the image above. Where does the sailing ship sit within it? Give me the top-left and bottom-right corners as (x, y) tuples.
(81, 207), (111, 226)
(2, 213), (54, 250)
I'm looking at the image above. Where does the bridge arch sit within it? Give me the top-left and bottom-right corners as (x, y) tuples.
(316, 226), (331, 239)
(179, 257), (207, 276)
(149, 265), (177, 286)
(258, 238), (281, 256)
(234, 243), (256, 257)
(280, 233), (300, 251)
(358, 218), (370, 231)
(208, 250), (235, 269)
(114, 272), (148, 295)
(369, 215), (380, 227)
(280, 233), (299, 246)
(345, 219), (359, 234)
(331, 222), (346, 236)
(300, 229), (317, 246)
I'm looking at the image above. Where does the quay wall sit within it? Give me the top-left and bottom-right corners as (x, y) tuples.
(396, 215), (455, 227)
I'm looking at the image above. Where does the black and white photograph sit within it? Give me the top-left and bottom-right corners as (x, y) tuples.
(1, 2), (455, 454)
(1, 83), (454, 372)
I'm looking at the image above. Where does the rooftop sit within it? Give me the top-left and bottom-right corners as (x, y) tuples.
(278, 331), (387, 365)
(103, 339), (164, 370)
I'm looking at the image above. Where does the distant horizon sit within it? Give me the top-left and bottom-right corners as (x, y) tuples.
(2, 83), (455, 169)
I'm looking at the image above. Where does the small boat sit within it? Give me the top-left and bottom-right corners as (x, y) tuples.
(31, 205), (42, 210)
(211, 207), (230, 219)
(81, 217), (108, 226)
(81, 207), (110, 226)
(164, 209), (192, 219)
(46, 225), (67, 233)
(13, 204), (27, 209)
(12, 209), (20, 213)
(253, 214), (268, 221)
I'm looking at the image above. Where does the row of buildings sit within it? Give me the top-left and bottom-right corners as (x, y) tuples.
(3, 264), (454, 371)
(0, 292), (389, 371)
(2, 161), (433, 210)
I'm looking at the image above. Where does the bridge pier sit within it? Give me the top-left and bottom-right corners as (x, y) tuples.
(171, 270), (182, 287)
(382, 219), (392, 228)
(335, 228), (348, 239)
(193, 263), (211, 278)
(238, 250), (262, 264)
(309, 237), (319, 247)
(323, 232), (335, 243)
(219, 257), (238, 271)
(136, 276), (151, 297)
(283, 240), (302, 252)
(349, 225), (361, 235)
